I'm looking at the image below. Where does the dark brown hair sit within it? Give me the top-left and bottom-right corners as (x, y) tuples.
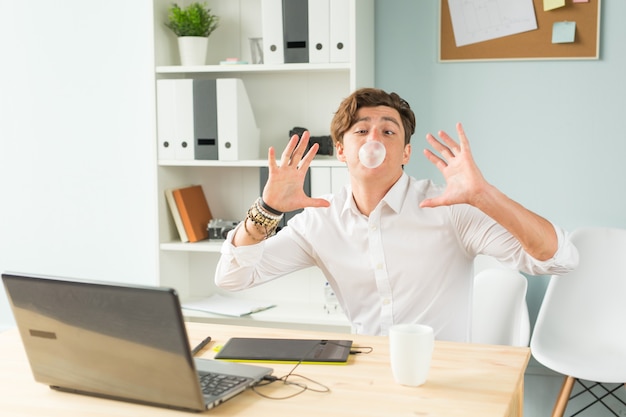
(330, 88), (416, 146)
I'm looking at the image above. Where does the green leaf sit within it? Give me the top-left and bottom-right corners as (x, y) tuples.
(165, 2), (219, 37)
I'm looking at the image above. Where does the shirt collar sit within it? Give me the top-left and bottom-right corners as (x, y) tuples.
(343, 172), (410, 216)
(382, 172), (409, 214)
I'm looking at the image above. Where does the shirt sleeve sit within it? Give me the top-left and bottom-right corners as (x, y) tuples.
(450, 204), (579, 276)
(214, 222), (263, 290)
(214, 221), (315, 290)
(515, 222), (579, 275)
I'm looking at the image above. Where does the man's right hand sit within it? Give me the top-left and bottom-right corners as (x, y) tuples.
(262, 130), (331, 213)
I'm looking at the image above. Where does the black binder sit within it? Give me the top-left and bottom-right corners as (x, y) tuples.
(283, 0), (309, 63)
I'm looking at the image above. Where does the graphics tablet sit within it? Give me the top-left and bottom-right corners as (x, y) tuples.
(214, 337), (353, 364)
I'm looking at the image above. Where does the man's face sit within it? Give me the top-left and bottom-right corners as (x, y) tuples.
(336, 105), (411, 177)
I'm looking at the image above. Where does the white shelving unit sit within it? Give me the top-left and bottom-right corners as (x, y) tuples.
(152, 0), (373, 332)
(156, 63), (351, 74)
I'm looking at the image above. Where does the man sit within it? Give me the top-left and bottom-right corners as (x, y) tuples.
(215, 88), (578, 341)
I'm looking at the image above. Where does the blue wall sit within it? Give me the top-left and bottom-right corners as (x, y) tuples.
(374, 0), (626, 326)
(375, 0), (625, 232)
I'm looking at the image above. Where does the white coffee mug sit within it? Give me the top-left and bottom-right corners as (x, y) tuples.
(389, 323), (434, 386)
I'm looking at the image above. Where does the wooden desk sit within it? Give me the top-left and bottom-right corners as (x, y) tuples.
(0, 322), (529, 417)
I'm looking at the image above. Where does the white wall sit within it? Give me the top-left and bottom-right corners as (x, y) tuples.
(0, 0), (159, 329)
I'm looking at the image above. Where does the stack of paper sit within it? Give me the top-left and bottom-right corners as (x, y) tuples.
(182, 294), (276, 317)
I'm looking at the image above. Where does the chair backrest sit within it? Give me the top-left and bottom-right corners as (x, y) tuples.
(472, 268), (530, 346)
(530, 227), (626, 383)
(474, 254), (508, 273)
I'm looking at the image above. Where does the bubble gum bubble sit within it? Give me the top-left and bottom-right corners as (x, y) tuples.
(358, 141), (386, 168)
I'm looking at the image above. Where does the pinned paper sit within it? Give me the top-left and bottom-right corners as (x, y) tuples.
(544, 0), (565, 11)
(552, 21), (576, 44)
(573, 0), (589, 3)
(447, 0), (537, 47)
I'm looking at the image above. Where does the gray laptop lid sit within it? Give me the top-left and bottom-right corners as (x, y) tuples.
(1, 272), (273, 412)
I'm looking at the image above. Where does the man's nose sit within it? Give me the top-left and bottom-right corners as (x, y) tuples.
(366, 129), (382, 141)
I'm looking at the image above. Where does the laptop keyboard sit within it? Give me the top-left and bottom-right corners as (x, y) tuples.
(199, 372), (251, 396)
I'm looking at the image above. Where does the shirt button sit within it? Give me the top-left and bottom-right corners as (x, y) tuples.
(382, 298), (391, 305)
(370, 225), (377, 231)
(376, 263), (383, 270)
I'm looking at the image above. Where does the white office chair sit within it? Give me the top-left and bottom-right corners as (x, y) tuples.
(472, 267), (531, 347)
(530, 227), (626, 417)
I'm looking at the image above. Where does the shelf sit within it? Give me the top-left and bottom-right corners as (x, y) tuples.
(161, 240), (223, 253)
(156, 62), (350, 75)
(153, 0), (373, 324)
(182, 301), (351, 333)
(158, 156), (345, 168)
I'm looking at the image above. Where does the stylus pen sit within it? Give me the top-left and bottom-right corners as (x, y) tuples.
(191, 336), (212, 356)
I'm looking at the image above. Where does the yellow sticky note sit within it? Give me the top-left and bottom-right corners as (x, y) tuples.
(544, 0), (566, 11)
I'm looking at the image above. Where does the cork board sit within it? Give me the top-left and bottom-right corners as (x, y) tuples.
(440, 0), (601, 61)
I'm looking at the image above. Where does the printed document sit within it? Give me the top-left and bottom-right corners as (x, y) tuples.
(447, 0), (538, 47)
(183, 294), (275, 317)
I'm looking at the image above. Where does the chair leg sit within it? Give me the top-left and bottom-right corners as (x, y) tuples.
(551, 376), (576, 417)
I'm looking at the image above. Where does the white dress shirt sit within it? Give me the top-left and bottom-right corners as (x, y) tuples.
(215, 173), (578, 341)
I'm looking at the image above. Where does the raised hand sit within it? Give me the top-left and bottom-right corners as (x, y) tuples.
(262, 130), (331, 213)
(420, 122), (489, 208)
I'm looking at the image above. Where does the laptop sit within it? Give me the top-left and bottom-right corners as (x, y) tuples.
(1, 272), (273, 412)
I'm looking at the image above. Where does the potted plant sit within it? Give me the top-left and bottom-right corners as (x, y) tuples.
(165, 2), (219, 66)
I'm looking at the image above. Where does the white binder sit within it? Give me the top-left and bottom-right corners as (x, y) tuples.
(157, 79), (259, 162)
(156, 80), (176, 160)
(308, 0), (330, 64)
(331, 166), (349, 192)
(310, 166), (349, 196)
(330, 0), (350, 63)
(310, 167), (332, 197)
(261, 0), (284, 65)
(216, 79), (260, 161)
(156, 79), (194, 161)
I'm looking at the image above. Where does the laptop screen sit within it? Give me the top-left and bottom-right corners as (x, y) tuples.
(2, 273), (206, 410)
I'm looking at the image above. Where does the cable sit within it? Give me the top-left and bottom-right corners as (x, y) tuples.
(251, 341), (373, 400)
(350, 346), (374, 355)
(252, 360), (331, 400)
(251, 341), (334, 400)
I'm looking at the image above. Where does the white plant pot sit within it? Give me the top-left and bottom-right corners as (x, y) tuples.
(177, 36), (208, 66)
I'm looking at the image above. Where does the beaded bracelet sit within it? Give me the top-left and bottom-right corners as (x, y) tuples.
(245, 197), (284, 240)
(255, 197), (283, 221)
(243, 217), (265, 242)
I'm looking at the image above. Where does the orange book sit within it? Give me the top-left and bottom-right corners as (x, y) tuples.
(165, 186), (189, 242)
(172, 185), (212, 242)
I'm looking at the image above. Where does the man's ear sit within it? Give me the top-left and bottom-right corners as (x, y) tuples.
(336, 142), (346, 162)
(403, 143), (412, 165)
